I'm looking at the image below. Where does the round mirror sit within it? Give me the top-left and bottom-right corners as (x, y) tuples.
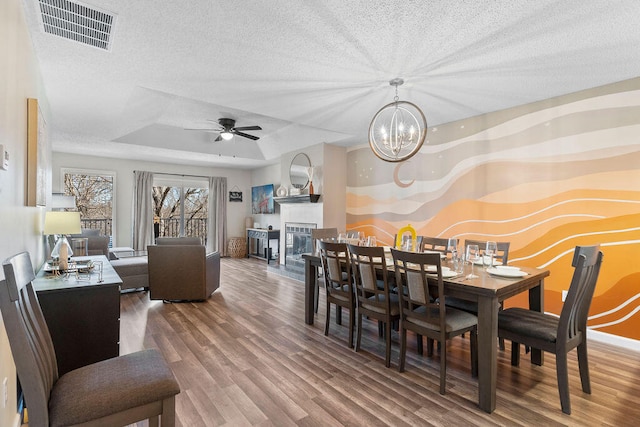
(290, 153), (311, 190)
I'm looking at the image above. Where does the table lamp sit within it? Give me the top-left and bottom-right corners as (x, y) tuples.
(44, 211), (81, 270)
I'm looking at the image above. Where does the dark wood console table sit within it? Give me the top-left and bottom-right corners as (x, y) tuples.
(246, 228), (280, 264)
(33, 255), (122, 376)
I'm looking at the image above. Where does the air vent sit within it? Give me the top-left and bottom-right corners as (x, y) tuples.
(37, 0), (116, 51)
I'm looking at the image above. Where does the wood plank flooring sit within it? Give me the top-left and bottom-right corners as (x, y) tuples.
(121, 257), (640, 427)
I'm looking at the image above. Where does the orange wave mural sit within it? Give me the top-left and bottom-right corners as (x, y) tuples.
(346, 78), (640, 341)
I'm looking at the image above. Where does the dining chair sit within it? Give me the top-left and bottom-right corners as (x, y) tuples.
(0, 252), (180, 427)
(391, 249), (478, 394)
(498, 245), (603, 415)
(317, 240), (356, 348)
(420, 236), (455, 256)
(311, 227), (339, 313)
(348, 244), (399, 367)
(446, 239), (511, 349)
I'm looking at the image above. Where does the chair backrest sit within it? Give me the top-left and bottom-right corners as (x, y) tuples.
(317, 240), (353, 298)
(421, 236), (455, 255)
(558, 245), (603, 344)
(464, 239), (510, 264)
(156, 237), (202, 246)
(391, 249), (445, 337)
(348, 244), (393, 311)
(311, 228), (338, 253)
(0, 252), (58, 427)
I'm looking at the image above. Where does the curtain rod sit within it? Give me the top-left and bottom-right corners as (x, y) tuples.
(134, 170), (212, 180)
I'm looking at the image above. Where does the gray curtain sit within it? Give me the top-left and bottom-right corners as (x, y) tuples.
(133, 171), (154, 251)
(207, 177), (227, 255)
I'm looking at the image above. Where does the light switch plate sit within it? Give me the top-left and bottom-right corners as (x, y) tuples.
(0, 144), (8, 170)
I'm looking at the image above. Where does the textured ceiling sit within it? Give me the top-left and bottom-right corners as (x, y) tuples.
(21, 0), (640, 169)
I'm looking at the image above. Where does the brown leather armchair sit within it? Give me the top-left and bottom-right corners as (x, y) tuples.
(148, 238), (220, 301)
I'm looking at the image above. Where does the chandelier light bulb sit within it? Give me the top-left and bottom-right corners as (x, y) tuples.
(221, 131), (234, 140)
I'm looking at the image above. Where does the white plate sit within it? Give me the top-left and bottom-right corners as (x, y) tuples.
(487, 267), (528, 278)
(495, 266), (521, 273)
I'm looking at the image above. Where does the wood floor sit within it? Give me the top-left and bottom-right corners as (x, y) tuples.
(121, 257), (640, 427)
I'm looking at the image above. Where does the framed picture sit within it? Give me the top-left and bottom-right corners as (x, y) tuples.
(27, 98), (48, 207)
(229, 191), (243, 202)
(251, 184), (275, 214)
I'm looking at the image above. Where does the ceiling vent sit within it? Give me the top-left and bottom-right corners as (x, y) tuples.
(37, 0), (117, 51)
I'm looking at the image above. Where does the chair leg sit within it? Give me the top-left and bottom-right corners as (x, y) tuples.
(336, 306), (342, 325)
(378, 320), (384, 337)
(161, 395), (176, 427)
(577, 341), (591, 394)
(511, 341), (521, 366)
(385, 318), (392, 368)
(426, 338), (434, 357)
(348, 306), (355, 348)
(470, 329), (478, 378)
(439, 343), (447, 395)
(398, 325), (407, 372)
(355, 312), (363, 352)
(314, 280), (319, 313)
(150, 416), (159, 427)
(324, 301), (331, 336)
(556, 352), (571, 415)
(416, 334), (423, 356)
(499, 337), (505, 351)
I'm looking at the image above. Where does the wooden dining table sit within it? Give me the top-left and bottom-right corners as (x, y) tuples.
(302, 252), (550, 413)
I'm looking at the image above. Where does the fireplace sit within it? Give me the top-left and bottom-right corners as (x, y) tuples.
(285, 222), (317, 271)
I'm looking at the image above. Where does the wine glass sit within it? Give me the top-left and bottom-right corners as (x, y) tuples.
(357, 231), (366, 245)
(337, 233), (346, 243)
(485, 241), (497, 270)
(447, 237), (458, 259)
(366, 236), (377, 247)
(401, 235), (413, 251)
(466, 244), (480, 279)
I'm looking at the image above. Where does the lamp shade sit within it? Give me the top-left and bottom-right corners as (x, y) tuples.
(43, 211), (82, 235)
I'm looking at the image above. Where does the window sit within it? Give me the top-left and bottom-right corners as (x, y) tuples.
(153, 176), (209, 243)
(62, 168), (115, 245)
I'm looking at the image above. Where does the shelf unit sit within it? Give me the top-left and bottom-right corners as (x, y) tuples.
(274, 194), (321, 204)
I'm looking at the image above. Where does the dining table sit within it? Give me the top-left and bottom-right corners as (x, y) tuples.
(302, 252), (550, 413)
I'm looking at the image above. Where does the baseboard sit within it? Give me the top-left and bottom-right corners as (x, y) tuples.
(587, 329), (640, 352)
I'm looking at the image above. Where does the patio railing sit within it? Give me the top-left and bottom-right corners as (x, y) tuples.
(81, 217), (208, 245)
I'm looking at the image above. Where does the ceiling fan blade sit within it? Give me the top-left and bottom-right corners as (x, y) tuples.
(184, 128), (221, 132)
(214, 135), (223, 142)
(233, 125), (262, 131)
(234, 131), (260, 140)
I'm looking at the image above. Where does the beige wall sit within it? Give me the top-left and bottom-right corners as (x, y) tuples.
(52, 153), (253, 247)
(0, 0), (48, 425)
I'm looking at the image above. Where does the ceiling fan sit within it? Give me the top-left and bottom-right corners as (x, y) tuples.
(185, 118), (262, 141)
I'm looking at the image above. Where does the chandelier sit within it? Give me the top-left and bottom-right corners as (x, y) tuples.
(368, 78), (427, 162)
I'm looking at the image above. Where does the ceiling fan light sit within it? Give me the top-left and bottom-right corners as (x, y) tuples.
(220, 131), (234, 140)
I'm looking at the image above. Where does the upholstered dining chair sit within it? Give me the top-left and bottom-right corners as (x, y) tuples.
(348, 244), (399, 367)
(318, 240), (356, 348)
(391, 249), (478, 394)
(420, 236), (455, 256)
(311, 227), (339, 312)
(0, 252), (180, 427)
(498, 245), (603, 414)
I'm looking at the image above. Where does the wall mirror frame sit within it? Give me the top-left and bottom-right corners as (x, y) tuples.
(290, 153), (311, 190)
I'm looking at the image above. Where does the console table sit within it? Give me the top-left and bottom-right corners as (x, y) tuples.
(33, 255), (122, 376)
(246, 228), (280, 264)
